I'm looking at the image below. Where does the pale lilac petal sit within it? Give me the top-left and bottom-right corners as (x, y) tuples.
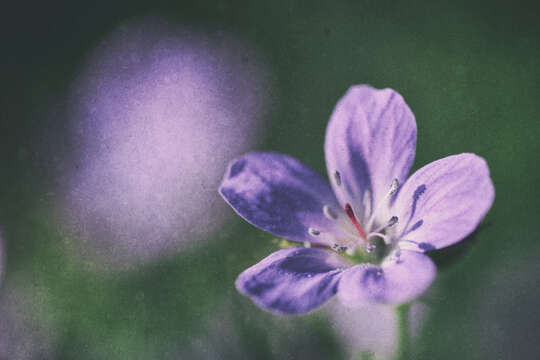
(236, 247), (347, 314)
(325, 85), (417, 221)
(338, 250), (435, 305)
(219, 152), (344, 245)
(391, 153), (495, 251)
(328, 300), (429, 359)
(328, 301), (397, 360)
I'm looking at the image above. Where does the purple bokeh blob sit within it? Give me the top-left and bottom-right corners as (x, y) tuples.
(59, 17), (274, 266)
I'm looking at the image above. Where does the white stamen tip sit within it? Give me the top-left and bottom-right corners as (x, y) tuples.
(398, 240), (419, 251)
(362, 191), (372, 215)
(333, 171), (342, 186)
(390, 249), (402, 263)
(308, 227), (320, 236)
(389, 178), (399, 195)
(323, 205), (338, 220)
(366, 244), (376, 253)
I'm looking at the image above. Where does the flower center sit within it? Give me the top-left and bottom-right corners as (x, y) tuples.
(306, 176), (403, 263)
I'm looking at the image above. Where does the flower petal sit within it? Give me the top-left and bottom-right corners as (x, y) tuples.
(391, 153), (494, 251)
(325, 85), (417, 221)
(338, 250), (435, 305)
(219, 152), (343, 245)
(236, 247), (347, 314)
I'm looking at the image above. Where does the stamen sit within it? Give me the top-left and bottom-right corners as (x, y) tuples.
(367, 232), (391, 244)
(368, 216), (398, 237)
(366, 244), (376, 253)
(373, 216), (399, 233)
(344, 203), (367, 239)
(308, 227), (320, 236)
(366, 179), (400, 230)
(333, 170), (342, 186)
(323, 205), (338, 220)
(398, 239), (419, 251)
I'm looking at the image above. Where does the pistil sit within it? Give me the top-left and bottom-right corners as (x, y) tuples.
(344, 203), (367, 239)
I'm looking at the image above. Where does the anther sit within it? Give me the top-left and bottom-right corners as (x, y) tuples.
(333, 171), (342, 186)
(331, 244), (348, 253)
(366, 244), (376, 253)
(389, 178), (399, 195)
(308, 227), (320, 236)
(387, 216), (398, 227)
(323, 205), (338, 220)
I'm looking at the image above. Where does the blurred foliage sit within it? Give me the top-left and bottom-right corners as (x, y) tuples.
(1, 0), (539, 359)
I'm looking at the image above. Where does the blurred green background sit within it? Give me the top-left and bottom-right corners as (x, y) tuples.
(1, 1), (539, 359)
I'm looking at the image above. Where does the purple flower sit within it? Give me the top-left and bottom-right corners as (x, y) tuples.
(219, 85), (494, 315)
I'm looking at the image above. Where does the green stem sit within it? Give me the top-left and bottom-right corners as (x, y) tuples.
(395, 303), (411, 360)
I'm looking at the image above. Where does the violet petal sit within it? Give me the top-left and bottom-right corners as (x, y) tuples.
(338, 250), (435, 305)
(392, 153), (495, 251)
(325, 85), (417, 220)
(236, 247), (347, 314)
(219, 152), (343, 245)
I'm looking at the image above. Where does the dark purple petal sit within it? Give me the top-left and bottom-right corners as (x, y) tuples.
(236, 247), (348, 314)
(219, 152), (345, 245)
(392, 153), (495, 251)
(325, 85), (417, 221)
(338, 250), (435, 305)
